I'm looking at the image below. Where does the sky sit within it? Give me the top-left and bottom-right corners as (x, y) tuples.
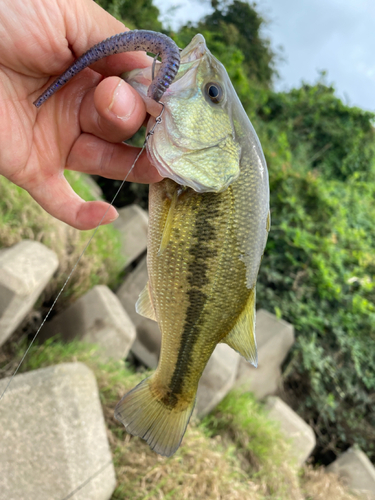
(156, 0), (375, 112)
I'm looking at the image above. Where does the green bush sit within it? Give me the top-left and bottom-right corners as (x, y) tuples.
(259, 83), (375, 181)
(257, 162), (375, 462)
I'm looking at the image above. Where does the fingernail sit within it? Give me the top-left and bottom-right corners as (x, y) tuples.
(109, 80), (136, 121)
(107, 208), (119, 223)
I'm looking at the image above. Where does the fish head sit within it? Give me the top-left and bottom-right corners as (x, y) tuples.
(123, 34), (242, 192)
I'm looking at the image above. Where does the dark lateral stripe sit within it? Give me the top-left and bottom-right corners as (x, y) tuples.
(167, 193), (220, 401)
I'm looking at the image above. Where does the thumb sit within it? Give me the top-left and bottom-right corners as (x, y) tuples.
(65, 0), (152, 76)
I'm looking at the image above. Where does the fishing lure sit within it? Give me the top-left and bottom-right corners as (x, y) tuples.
(33, 29), (180, 107)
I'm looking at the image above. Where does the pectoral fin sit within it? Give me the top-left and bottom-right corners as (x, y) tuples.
(158, 189), (179, 256)
(266, 210), (271, 232)
(221, 287), (257, 367)
(136, 282), (157, 322)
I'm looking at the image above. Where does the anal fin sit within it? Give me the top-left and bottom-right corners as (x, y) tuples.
(221, 286), (257, 367)
(136, 282), (157, 322)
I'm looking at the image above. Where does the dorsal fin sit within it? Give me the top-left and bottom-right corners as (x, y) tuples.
(136, 282), (157, 321)
(221, 286), (257, 367)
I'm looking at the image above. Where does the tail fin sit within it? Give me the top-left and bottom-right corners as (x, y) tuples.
(114, 377), (195, 457)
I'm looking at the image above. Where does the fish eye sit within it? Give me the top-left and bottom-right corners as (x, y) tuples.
(204, 82), (224, 104)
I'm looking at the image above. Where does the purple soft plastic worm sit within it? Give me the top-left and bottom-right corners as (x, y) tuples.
(33, 30), (180, 108)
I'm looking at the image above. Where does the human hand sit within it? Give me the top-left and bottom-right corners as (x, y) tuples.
(0, 0), (162, 230)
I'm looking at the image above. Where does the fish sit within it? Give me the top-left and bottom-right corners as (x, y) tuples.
(114, 34), (270, 457)
(33, 29), (269, 458)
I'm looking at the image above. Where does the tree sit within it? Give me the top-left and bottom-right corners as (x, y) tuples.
(202, 0), (276, 86)
(260, 83), (375, 180)
(96, 0), (163, 32)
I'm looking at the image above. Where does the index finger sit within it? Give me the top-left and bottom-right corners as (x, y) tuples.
(66, 133), (163, 184)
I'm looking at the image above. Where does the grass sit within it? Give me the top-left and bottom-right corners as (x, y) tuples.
(0, 172), (361, 499)
(202, 392), (301, 499)
(0, 171), (124, 308)
(2, 338), (360, 500)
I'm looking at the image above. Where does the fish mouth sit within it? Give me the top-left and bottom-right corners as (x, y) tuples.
(121, 34), (208, 98)
(179, 34), (208, 63)
(166, 35), (210, 89)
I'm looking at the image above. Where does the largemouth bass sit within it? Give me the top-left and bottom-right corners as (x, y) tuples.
(114, 34), (270, 457)
(33, 30), (269, 458)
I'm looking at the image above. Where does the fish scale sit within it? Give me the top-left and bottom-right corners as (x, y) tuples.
(152, 183), (246, 361)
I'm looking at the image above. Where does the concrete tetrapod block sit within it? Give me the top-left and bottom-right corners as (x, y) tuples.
(116, 256), (161, 368)
(0, 240), (59, 347)
(196, 343), (240, 418)
(326, 447), (375, 499)
(42, 285), (136, 361)
(265, 396), (316, 467)
(235, 309), (295, 399)
(112, 204), (148, 269)
(0, 363), (116, 500)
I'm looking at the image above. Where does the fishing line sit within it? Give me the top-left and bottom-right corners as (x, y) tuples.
(59, 460), (113, 500)
(0, 103), (164, 403)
